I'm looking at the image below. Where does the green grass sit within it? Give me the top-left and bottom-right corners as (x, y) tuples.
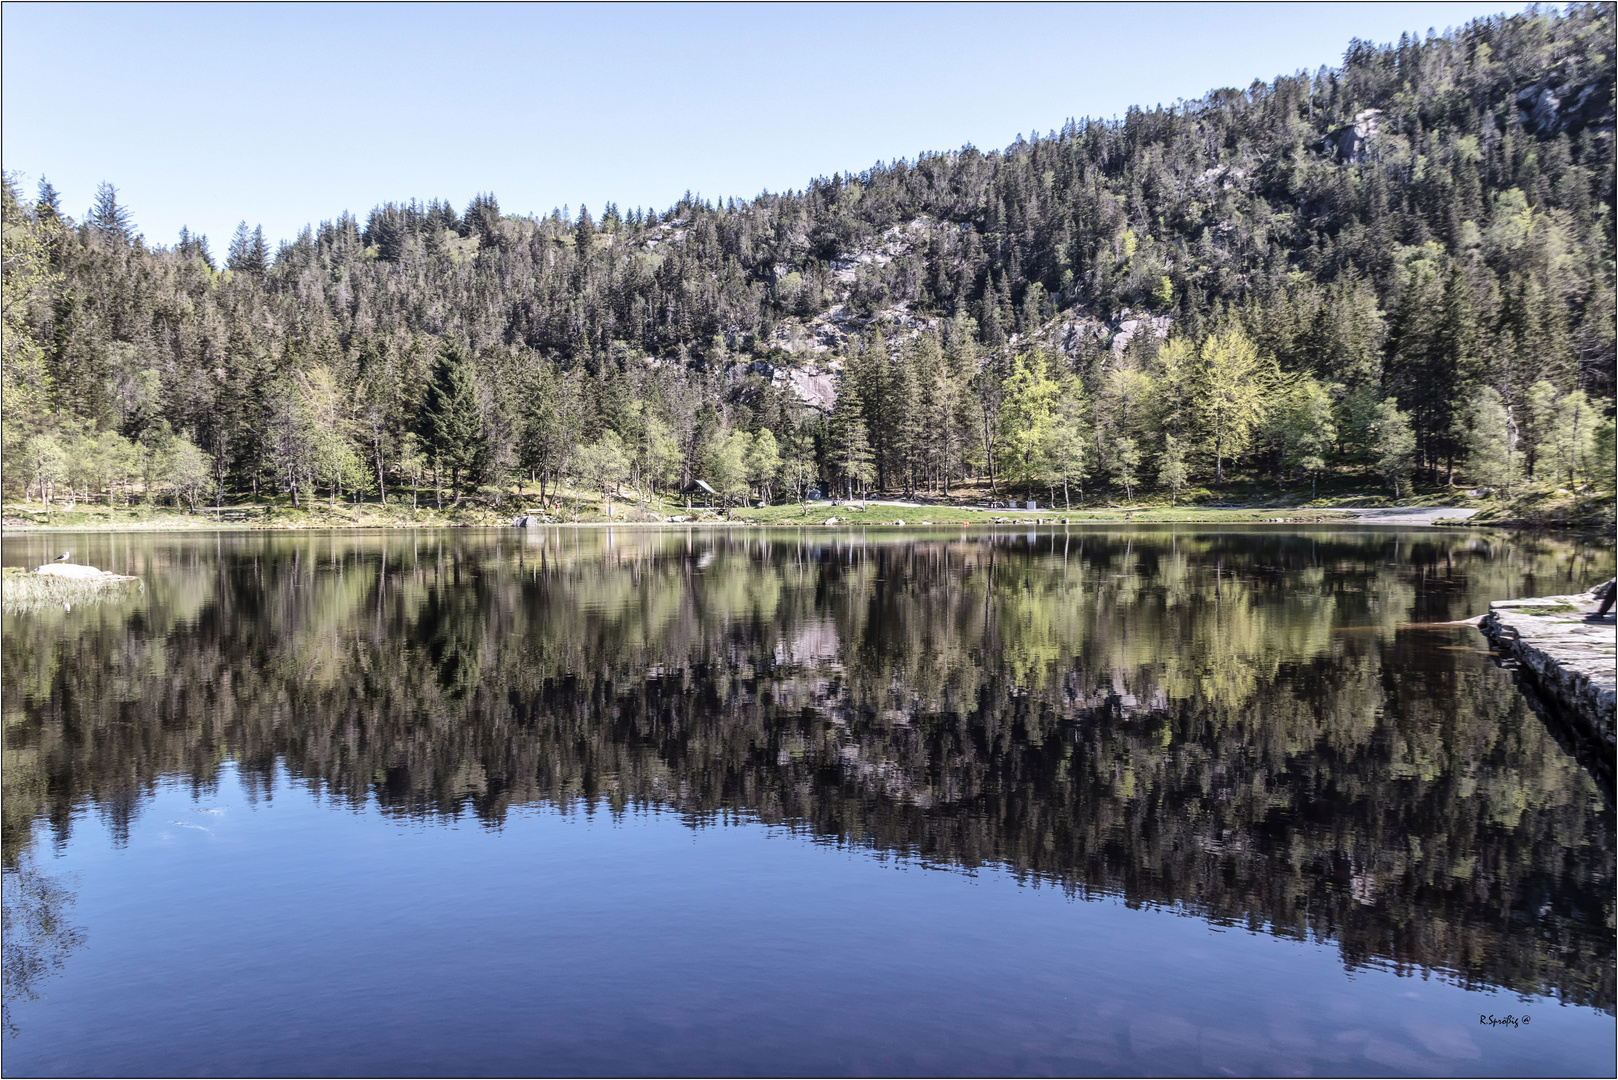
(1, 487), (693, 530)
(15, 471), (1598, 533)
(729, 502), (1354, 526)
(1520, 601), (1584, 616)
(1465, 485), (1616, 532)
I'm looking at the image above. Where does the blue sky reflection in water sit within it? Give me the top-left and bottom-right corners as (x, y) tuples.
(1, 527), (1613, 1076)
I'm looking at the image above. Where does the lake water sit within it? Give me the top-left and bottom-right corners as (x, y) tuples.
(2, 526), (1613, 1077)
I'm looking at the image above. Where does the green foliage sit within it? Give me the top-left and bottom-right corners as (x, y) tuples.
(1157, 433), (1188, 505)
(997, 352), (1058, 490)
(2, 6), (1614, 510)
(166, 437), (213, 511)
(1043, 373), (1089, 507)
(576, 431), (632, 498)
(1109, 435), (1141, 502)
(1462, 388), (1518, 495)
(703, 429), (752, 507)
(745, 427), (781, 503)
(828, 370), (874, 498)
(1267, 375), (1337, 494)
(421, 343), (488, 506)
(1372, 398), (1417, 497)
(1195, 326), (1273, 484)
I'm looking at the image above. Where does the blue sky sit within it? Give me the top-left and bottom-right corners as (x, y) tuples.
(4, 2), (1531, 251)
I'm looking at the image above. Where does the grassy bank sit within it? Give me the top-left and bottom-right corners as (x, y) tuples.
(0, 497), (1361, 531)
(2, 478), (1599, 532)
(728, 503), (1353, 526)
(1, 566), (144, 614)
(1463, 486), (1616, 532)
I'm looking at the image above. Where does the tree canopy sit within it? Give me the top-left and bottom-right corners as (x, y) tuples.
(2, 5), (1613, 509)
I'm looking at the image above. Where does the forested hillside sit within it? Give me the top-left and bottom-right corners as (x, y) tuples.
(3, 4), (1614, 512)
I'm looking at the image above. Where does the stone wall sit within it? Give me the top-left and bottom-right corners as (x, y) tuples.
(1479, 587), (1616, 780)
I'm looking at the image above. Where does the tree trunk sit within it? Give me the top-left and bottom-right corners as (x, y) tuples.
(982, 414), (996, 495)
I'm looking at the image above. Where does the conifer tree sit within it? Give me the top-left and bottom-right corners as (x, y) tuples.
(88, 182), (131, 245)
(421, 342), (488, 506)
(828, 370), (873, 499)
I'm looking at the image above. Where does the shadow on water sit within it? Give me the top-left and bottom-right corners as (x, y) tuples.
(2, 525), (1613, 1014)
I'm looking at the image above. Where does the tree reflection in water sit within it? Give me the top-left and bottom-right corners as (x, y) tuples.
(2, 527), (1612, 1012)
(1, 855), (86, 1036)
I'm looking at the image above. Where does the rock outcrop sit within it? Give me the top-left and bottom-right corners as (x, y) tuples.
(32, 563), (136, 581)
(1515, 70), (1615, 136)
(1479, 586), (1616, 779)
(1327, 109), (1382, 163)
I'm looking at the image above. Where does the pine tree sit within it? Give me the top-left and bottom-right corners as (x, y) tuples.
(888, 342), (924, 495)
(226, 222), (264, 276)
(35, 178), (62, 222)
(828, 370), (873, 500)
(88, 182), (131, 244)
(854, 332), (892, 489)
(574, 205), (595, 256)
(421, 342), (488, 507)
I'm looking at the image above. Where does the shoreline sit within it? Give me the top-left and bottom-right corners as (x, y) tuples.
(0, 504), (1489, 534)
(1478, 586), (1617, 792)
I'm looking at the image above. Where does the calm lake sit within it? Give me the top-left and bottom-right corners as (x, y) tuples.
(2, 526), (1613, 1077)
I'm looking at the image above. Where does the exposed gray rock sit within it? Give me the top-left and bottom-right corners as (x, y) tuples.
(1515, 71), (1615, 136)
(1327, 109), (1382, 164)
(32, 564), (135, 581)
(1109, 311), (1174, 355)
(1479, 586), (1616, 758)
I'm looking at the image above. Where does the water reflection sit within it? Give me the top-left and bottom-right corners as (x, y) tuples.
(1, 854), (86, 1035)
(2, 527), (1612, 1013)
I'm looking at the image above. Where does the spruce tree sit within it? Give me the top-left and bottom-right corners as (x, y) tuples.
(88, 182), (131, 244)
(421, 343), (488, 507)
(828, 370), (873, 500)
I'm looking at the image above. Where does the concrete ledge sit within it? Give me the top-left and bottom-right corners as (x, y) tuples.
(1479, 586), (1616, 770)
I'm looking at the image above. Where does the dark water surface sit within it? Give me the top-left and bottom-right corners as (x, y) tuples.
(2, 526), (1613, 1077)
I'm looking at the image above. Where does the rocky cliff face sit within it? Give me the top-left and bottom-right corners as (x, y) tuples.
(1326, 109), (1383, 163)
(1515, 69), (1616, 137)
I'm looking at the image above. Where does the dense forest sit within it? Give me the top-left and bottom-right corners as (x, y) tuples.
(2, 4), (1614, 511)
